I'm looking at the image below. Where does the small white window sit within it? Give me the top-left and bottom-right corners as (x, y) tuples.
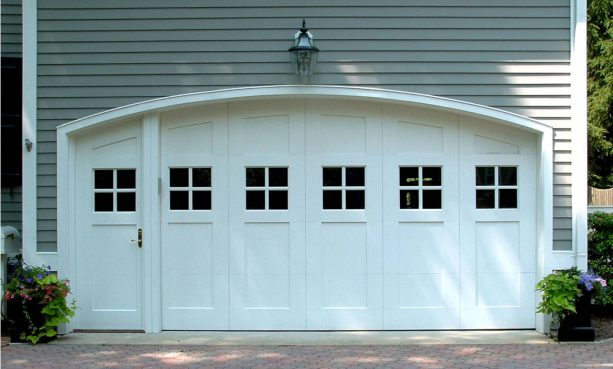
(169, 167), (211, 210)
(475, 166), (517, 209)
(245, 167), (288, 210)
(399, 166), (442, 210)
(93, 169), (136, 212)
(322, 166), (365, 210)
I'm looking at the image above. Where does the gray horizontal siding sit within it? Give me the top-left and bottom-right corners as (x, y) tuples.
(1, 0), (22, 58)
(1, 187), (22, 234)
(2, 0), (22, 240)
(36, 0), (573, 252)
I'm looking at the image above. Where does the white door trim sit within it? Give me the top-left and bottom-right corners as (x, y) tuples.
(57, 86), (553, 333)
(142, 113), (162, 333)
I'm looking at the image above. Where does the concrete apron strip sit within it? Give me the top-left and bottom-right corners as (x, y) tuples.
(51, 330), (553, 346)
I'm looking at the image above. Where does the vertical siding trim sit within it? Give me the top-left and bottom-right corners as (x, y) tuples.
(22, 0), (41, 265)
(571, 0), (588, 269)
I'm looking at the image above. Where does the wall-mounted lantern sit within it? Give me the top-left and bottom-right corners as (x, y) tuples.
(288, 20), (319, 81)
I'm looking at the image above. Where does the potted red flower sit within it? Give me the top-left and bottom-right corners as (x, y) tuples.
(4, 263), (76, 344)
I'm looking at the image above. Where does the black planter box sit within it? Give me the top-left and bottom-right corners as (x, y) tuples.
(557, 291), (595, 342)
(6, 298), (57, 343)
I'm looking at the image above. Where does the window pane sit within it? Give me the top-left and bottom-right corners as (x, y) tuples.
(94, 170), (113, 189)
(269, 190), (288, 210)
(499, 189), (517, 208)
(170, 191), (189, 210)
(323, 190), (342, 209)
(476, 167), (495, 186)
(423, 190), (442, 209)
(323, 167), (342, 186)
(422, 167), (441, 186)
(346, 190), (365, 209)
(499, 167), (517, 186)
(94, 192), (113, 212)
(192, 168), (211, 187)
(246, 168), (265, 187)
(192, 191), (212, 210)
(346, 167), (365, 186)
(476, 189), (495, 208)
(400, 190), (419, 209)
(117, 169), (136, 189)
(399, 167), (419, 186)
(170, 168), (189, 187)
(246, 190), (265, 210)
(117, 192), (136, 212)
(269, 168), (288, 187)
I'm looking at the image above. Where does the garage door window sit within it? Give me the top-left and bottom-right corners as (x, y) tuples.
(475, 166), (517, 209)
(94, 169), (136, 212)
(169, 167), (211, 210)
(323, 166), (365, 210)
(246, 167), (288, 210)
(399, 166), (442, 209)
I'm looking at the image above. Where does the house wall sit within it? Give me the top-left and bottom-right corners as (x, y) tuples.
(1, 0), (22, 57)
(36, 0), (573, 252)
(1, 0), (23, 235)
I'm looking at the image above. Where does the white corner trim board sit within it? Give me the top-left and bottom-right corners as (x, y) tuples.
(571, 0), (589, 270)
(22, 0), (41, 265)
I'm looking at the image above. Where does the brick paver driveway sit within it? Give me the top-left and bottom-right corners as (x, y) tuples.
(2, 343), (612, 369)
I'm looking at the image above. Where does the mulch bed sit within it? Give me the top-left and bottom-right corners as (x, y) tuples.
(593, 313), (613, 341)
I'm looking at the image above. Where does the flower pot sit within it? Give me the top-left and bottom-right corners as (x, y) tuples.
(6, 298), (57, 343)
(557, 291), (595, 342)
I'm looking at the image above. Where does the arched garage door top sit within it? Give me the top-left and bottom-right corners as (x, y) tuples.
(58, 85), (552, 136)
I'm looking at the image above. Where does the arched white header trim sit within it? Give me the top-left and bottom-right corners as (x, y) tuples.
(58, 85), (552, 136)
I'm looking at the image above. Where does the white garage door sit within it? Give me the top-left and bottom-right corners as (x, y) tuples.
(157, 98), (536, 330)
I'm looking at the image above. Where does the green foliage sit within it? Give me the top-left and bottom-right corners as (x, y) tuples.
(588, 0), (613, 187)
(588, 212), (613, 305)
(4, 263), (77, 344)
(536, 269), (582, 319)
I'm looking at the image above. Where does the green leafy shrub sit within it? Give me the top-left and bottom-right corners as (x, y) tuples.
(588, 212), (613, 305)
(536, 268), (582, 319)
(4, 263), (77, 344)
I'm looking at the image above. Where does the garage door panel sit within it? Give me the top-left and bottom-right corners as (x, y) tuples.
(306, 99), (382, 155)
(475, 221), (520, 274)
(154, 98), (539, 331)
(161, 106), (230, 330)
(318, 115), (368, 154)
(230, 100), (305, 156)
(322, 222), (366, 274)
(458, 128), (537, 328)
(229, 274), (305, 330)
(460, 273), (536, 328)
(227, 100), (306, 330)
(383, 274), (460, 329)
(90, 225), (140, 312)
(394, 222), (458, 274)
(307, 274), (383, 330)
(381, 103), (461, 329)
(161, 104), (229, 156)
(74, 121), (144, 330)
(382, 104), (459, 156)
